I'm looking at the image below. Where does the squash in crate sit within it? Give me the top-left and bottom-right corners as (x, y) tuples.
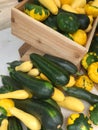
(24, 3), (50, 21)
(56, 11), (79, 33)
(11, 0), (98, 67)
(38, 0), (58, 15)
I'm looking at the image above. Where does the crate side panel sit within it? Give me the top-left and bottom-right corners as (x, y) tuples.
(11, 8), (87, 65)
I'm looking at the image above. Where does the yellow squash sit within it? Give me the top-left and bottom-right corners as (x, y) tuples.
(64, 75), (76, 87)
(39, 0), (58, 15)
(51, 87), (65, 102)
(60, 0), (73, 5)
(72, 29), (87, 46)
(0, 119), (8, 130)
(28, 68), (40, 77)
(40, 73), (50, 81)
(88, 62), (98, 83)
(85, 3), (98, 17)
(67, 113), (80, 125)
(61, 4), (78, 13)
(75, 7), (85, 14)
(53, 0), (61, 8)
(57, 96), (84, 112)
(15, 61), (33, 72)
(0, 90), (32, 99)
(71, 0), (86, 8)
(85, 15), (93, 33)
(91, 0), (98, 7)
(0, 99), (41, 130)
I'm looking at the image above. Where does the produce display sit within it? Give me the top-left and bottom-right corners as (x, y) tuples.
(23, 0), (98, 46)
(1, 0), (98, 129)
(0, 48), (98, 130)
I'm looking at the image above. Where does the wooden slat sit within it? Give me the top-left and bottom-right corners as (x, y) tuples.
(19, 43), (45, 61)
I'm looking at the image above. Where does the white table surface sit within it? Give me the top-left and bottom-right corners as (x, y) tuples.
(0, 28), (24, 85)
(0, 28), (98, 130)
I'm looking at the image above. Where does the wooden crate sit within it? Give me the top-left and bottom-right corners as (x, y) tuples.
(11, 0), (98, 67)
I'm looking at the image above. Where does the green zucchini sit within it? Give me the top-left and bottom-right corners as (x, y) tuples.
(7, 60), (23, 69)
(9, 68), (54, 99)
(0, 85), (13, 94)
(30, 53), (70, 86)
(14, 98), (63, 130)
(63, 86), (98, 105)
(1, 75), (22, 91)
(8, 116), (23, 130)
(41, 126), (63, 130)
(0, 75), (22, 94)
(44, 98), (61, 111)
(44, 54), (78, 75)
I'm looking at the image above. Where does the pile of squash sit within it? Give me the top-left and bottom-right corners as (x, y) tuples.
(0, 52), (98, 130)
(24, 0), (98, 46)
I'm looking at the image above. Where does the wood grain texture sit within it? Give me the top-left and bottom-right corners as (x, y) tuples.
(11, 0), (98, 67)
(19, 43), (44, 61)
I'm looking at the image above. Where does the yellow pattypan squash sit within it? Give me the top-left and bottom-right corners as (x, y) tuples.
(72, 29), (87, 46)
(88, 62), (98, 83)
(24, 3), (50, 21)
(75, 75), (94, 91)
(67, 113), (80, 125)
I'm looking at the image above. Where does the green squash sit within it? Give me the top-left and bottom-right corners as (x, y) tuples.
(43, 14), (58, 30)
(56, 12), (79, 33)
(81, 52), (98, 70)
(8, 116), (23, 130)
(67, 113), (92, 130)
(89, 103), (98, 125)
